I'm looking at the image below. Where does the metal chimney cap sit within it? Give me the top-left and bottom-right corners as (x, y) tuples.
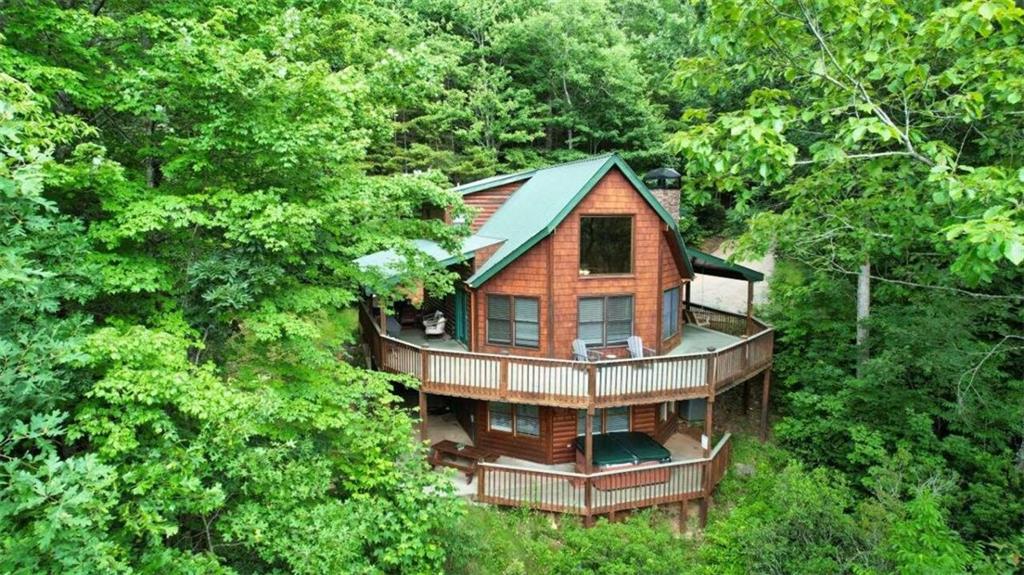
(644, 167), (681, 180)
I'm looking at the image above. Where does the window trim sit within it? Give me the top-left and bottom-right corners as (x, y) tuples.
(486, 294), (540, 349)
(658, 401), (672, 423)
(579, 214), (634, 276)
(662, 286), (681, 341)
(488, 402), (542, 438)
(577, 294), (634, 347)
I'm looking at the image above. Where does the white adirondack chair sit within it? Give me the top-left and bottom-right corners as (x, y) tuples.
(627, 335), (656, 359)
(572, 339), (608, 362)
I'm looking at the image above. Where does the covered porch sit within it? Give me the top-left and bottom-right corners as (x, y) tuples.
(422, 410), (705, 498)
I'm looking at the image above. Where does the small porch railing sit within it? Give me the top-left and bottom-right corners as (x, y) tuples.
(360, 304), (772, 407)
(477, 433), (733, 522)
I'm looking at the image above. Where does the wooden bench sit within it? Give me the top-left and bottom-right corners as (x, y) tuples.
(429, 440), (499, 484)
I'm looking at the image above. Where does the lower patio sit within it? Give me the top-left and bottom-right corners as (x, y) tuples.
(421, 410), (705, 498)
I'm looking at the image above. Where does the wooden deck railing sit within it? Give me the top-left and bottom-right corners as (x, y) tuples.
(360, 303), (772, 408)
(477, 433), (733, 519)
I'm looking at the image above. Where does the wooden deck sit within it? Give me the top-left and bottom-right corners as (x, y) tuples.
(360, 303), (773, 408)
(477, 433), (733, 522)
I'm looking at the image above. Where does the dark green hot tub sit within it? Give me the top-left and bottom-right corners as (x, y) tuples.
(574, 431), (672, 466)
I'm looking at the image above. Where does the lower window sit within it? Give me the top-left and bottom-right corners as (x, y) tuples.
(576, 406), (631, 435)
(488, 402), (540, 437)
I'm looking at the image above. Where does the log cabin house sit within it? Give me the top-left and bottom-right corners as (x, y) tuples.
(356, 154), (774, 526)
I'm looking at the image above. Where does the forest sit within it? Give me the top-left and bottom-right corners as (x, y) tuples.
(1, 0), (1022, 573)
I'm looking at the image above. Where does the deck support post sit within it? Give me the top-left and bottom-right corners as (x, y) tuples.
(703, 398), (714, 458)
(584, 407), (595, 475)
(678, 499), (688, 533)
(760, 368), (772, 442)
(418, 389), (428, 443)
(584, 364), (596, 525)
(742, 380), (750, 415)
(745, 281), (755, 335)
(476, 465), (485, 501)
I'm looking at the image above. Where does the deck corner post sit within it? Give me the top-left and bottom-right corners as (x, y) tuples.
(705, 352), (718, 398)
(699, 458), (712, 528)
(760, 368), (772, 442)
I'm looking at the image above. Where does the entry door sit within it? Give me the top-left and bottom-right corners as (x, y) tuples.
(454, 288), (469, 345)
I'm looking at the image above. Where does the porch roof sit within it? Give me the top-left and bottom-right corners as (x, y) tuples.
(686, 248), (764, 282)
(354, 234), (504, 279)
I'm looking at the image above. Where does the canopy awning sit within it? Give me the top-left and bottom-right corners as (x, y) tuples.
(686, 248), (765, 282)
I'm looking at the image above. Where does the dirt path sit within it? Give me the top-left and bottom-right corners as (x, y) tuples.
(690, 241), (774, 314)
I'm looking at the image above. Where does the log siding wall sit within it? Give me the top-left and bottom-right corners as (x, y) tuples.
(466, 401), (681, 465)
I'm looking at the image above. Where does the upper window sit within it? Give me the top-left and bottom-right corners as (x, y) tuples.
(578, 295), (633, 346)
(662, 287), (680, 340)
(487, 295), (539, 347)
(580, 216), (632, 275)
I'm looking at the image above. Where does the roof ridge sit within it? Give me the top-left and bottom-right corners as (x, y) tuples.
(452, 153), (618, 195)
(533, 152), (617, 172)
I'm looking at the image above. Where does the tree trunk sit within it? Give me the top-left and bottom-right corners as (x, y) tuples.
(856, 258), (871, 377)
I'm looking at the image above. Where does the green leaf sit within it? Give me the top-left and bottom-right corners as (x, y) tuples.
(1005, 240), (1024, 265)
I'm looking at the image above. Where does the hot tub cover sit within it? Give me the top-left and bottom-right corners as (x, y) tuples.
(574, 432), (671, 466)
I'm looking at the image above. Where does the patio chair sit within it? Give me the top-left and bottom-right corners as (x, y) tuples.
(627, 336), (656, 359)
(422, 310), (446, 337)
(685, 309), (711, 328)
(572, 339), (608, 362)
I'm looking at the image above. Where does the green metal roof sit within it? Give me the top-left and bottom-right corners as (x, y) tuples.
(686, 248), (764, 282)
(355, 234), (504, 279)
(465, 154), (694, 287)
(454, 169), (535, 195)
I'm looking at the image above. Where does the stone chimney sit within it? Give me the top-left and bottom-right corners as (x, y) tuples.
(644, 167), (681, 221)
(650, 188), (680, 221)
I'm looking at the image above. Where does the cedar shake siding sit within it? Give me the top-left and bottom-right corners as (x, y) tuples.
(471, 237), (552, 357)
(462, 182), (524, 231)
(469, 168), (689, 359)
